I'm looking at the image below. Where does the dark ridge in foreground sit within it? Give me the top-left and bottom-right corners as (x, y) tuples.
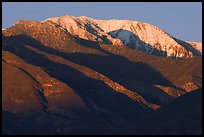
(118, 88), (202, 135)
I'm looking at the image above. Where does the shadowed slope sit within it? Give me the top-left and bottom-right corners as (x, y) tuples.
(119, 88), (202, 135)
(2, 35), (152, 121)
(173, 37), (202, 56)
(2, 60), (58, 135)
(3, 34), (176, 106)
(2, 42), (131, 135)
(2, 59), (43, 112)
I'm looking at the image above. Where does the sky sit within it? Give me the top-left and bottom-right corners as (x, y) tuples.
(2, 2), (202, 42)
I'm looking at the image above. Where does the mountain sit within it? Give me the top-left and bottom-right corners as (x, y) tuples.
(118, 88), (202, 135)
(44, 15), (202, 58)
(186, 41), (202, 54)
(2, 15), (202, 135)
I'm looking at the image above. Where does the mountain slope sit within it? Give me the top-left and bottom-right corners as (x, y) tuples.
(2, 59), (43, 112)
(119, 88), (202, 135)
(2, 45), (116, 135)
(2, 33), (154, 134)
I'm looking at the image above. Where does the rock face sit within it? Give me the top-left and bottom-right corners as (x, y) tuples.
(45, 15), (202, 58)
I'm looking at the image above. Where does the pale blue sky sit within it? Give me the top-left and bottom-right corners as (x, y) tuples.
(2, 2), (202, 42)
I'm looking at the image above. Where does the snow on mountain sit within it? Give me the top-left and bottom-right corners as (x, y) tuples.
(186, 41), (202, 54)
(44, 15), (201, 58)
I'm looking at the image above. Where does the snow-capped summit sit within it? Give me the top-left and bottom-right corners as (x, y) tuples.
(44, 15), (202, 58)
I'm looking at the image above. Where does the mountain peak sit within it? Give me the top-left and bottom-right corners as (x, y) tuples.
(44, 15), (201, 58)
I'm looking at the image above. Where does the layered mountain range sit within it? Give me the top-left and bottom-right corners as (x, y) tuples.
(2, 15), (202, 135)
